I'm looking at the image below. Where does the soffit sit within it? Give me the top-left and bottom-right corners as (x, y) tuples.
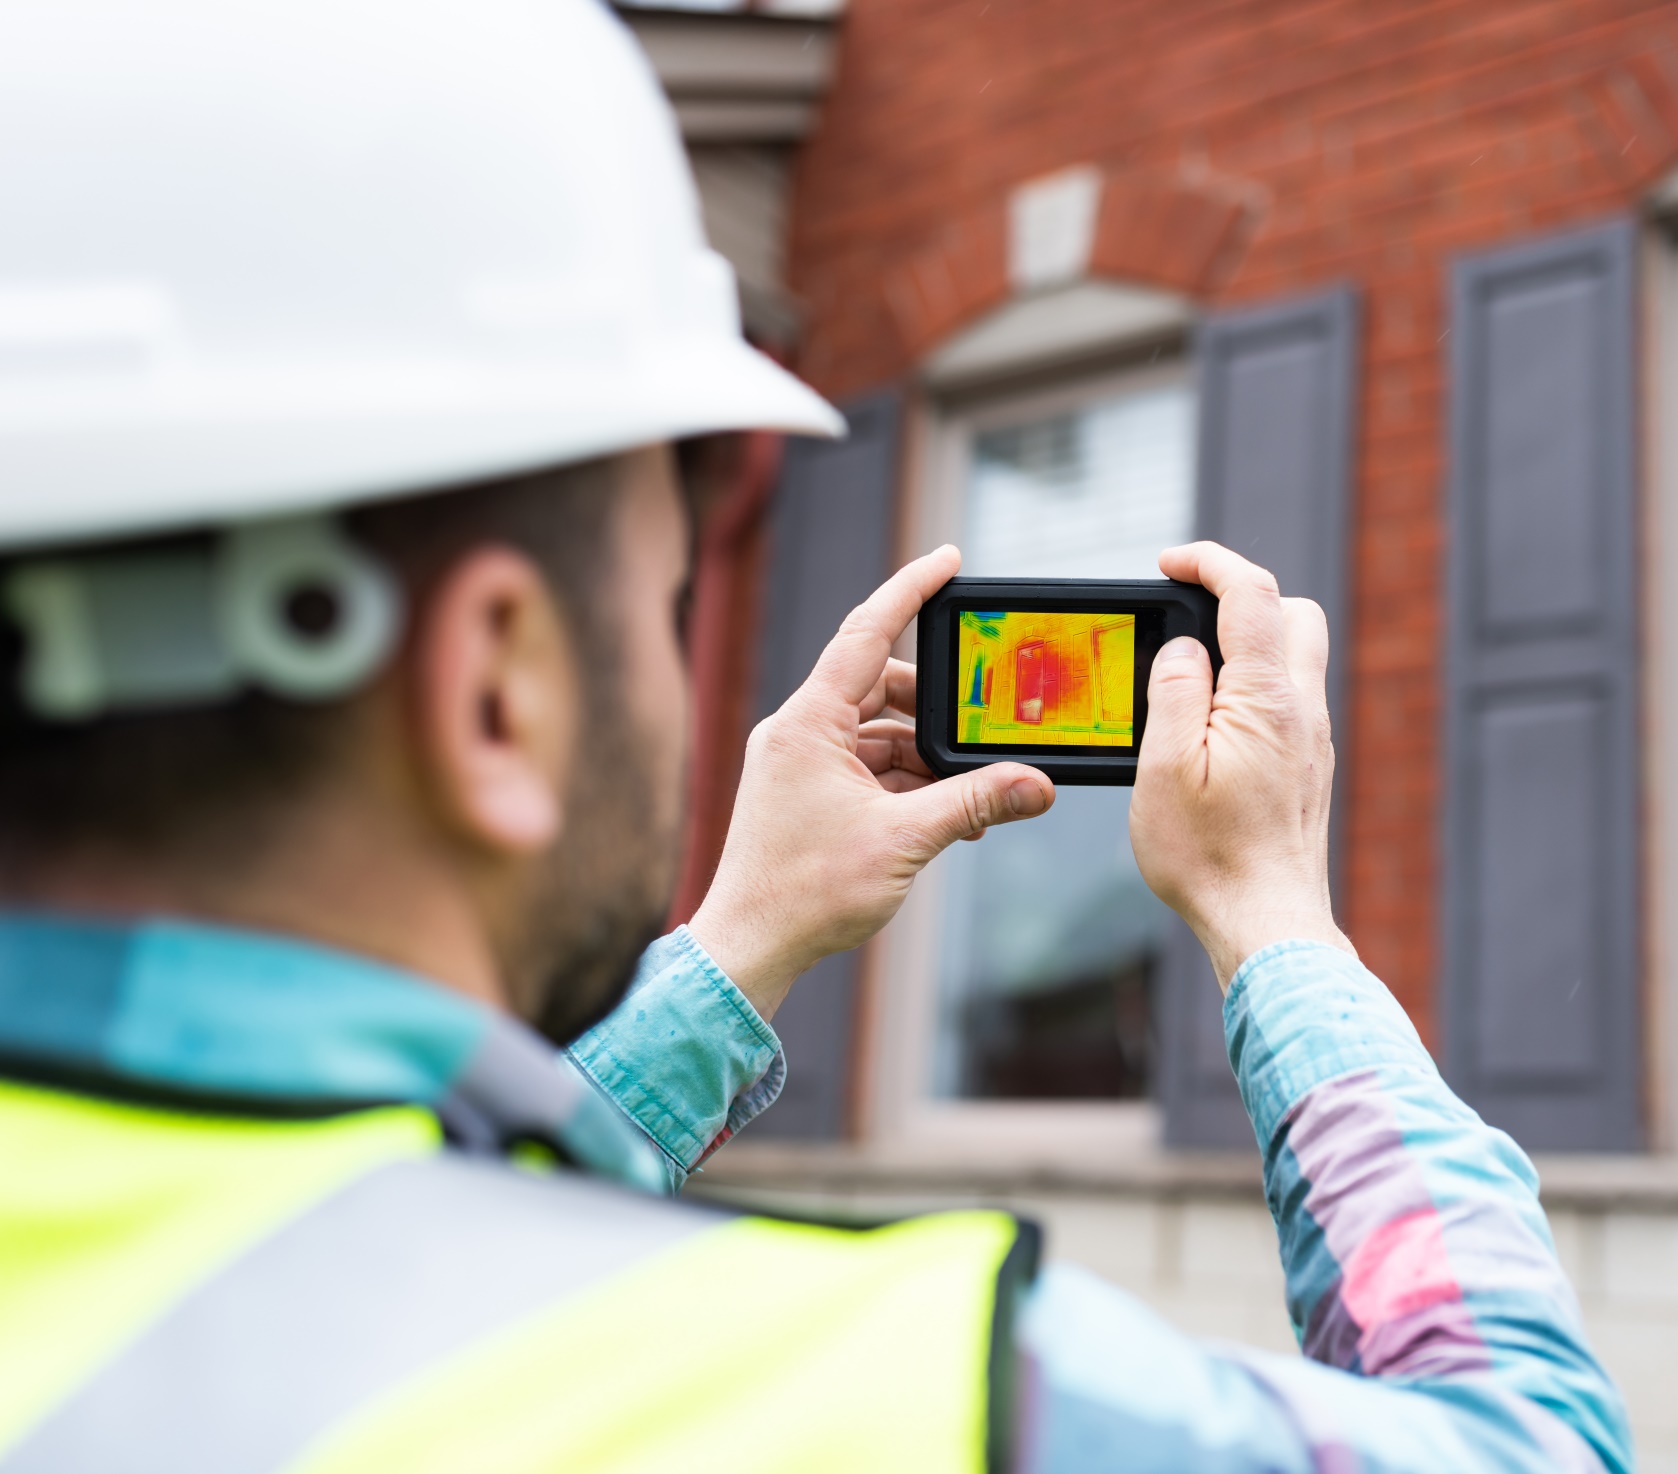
(614, 6), (841, 144)
(923, 280), (1193, 393)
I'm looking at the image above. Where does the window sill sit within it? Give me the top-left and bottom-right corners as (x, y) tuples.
(700, 1140), (1678, 1212)
(700, 1137), (1266, 1201)
(1527, 1154), (1678, 1211)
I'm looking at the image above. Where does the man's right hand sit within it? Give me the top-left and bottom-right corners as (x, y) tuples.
(1129, 541), (1355, 992)
(688, 545), (1054, 1024)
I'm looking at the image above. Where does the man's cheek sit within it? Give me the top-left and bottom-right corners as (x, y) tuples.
(657, 699), (689, 833)
(629, 647), (688, 834)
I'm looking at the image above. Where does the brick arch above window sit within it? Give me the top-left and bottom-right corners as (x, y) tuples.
(883, 165), (1263, 362)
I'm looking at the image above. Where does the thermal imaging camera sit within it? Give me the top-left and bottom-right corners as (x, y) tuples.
(915, 578), (1222, 786)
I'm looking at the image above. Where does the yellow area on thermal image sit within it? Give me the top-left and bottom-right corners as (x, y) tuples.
(957, 610), (1134, 748)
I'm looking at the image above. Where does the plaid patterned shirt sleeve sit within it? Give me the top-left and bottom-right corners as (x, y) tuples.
(1017, 941), (1633, 1474)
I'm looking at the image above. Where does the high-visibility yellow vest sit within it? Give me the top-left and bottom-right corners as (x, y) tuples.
(0, 1077), (1036, 1474)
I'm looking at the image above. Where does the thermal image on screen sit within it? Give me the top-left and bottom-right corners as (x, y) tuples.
(957, 610), (1136, 748)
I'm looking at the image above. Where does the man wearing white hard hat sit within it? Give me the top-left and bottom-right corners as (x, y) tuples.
(0, 2), (1631, 1471)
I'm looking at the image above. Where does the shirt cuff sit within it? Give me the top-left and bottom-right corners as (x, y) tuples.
(563, 925), (785, 1186)
(1224, 940), (1438, 1154)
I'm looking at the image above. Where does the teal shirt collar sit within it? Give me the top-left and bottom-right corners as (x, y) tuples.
(0, 912), (666, 1192)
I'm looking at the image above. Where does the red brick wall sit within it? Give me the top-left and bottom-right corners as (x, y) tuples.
(783, 0), (1678, 1041)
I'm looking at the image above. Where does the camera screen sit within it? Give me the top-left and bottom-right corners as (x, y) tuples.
(954, 609), (1139, 750)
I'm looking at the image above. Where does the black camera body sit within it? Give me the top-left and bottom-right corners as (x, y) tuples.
(915, 577), (1222, 786)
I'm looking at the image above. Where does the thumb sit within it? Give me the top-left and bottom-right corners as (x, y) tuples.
(1138, 637), (1213, 784)
(898, 763), (1054, 860)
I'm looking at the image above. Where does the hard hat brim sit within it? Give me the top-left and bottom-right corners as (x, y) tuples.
(0, 340), (845, 551)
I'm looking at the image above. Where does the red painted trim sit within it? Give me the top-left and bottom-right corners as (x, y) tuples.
(668, 429), (785, 927)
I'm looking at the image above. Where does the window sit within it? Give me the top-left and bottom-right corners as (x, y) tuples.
(870, 356), (1195, 1145)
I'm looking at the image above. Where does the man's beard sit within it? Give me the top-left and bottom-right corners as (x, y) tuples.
(513, 670), (683, 1048)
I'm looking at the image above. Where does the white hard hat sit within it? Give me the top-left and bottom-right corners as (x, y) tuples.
(0, 0), (844, 552)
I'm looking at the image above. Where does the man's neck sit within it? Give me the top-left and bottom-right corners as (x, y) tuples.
(0, 803), (509, 1011)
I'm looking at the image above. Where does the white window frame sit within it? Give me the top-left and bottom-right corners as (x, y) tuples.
(853, 352), (1194, 1169)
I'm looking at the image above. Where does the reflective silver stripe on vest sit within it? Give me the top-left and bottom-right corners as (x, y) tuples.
(438, 1015), (668, 1193)
(4, 1154), (723, 1474)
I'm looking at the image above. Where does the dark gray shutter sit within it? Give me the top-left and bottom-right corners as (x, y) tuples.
(747, 388), (904, 1139)
(1442, 220), (1642, 1151)
(1160, 287), (1360, 1148)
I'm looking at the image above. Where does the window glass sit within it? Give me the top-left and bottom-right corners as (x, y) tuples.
(931, 377), (1196, 1100)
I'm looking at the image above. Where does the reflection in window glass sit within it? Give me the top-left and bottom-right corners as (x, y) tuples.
(933, 378), (1196, 1100)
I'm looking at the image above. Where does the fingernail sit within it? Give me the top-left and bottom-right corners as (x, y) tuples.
(1008, 779), (1047, 816)
(1159, 637), (1200, 662)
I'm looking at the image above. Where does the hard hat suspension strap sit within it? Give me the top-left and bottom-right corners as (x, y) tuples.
(2, 517), (403, 721)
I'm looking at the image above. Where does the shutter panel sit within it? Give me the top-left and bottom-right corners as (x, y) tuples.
(1161, 287), (1360, 1148)
(747, 388), (904, 1139)
(1442, 220), (1642, 1150)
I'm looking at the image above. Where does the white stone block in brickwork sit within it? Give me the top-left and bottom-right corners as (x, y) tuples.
(1602, 1212), (1678, 1308)
(1585, 1314), (1678, 1437)
(1145, 1292), (1254, 1345)
(1008, 165), (1101, 293)
(1013, 1193), (1160, 1295)
(1179, 1201), (1288, 1293)
(1235, 1297), (1301, 1356)
(1138, 1290), (1296, 1354)
(1543, 1209), (1598, 1299)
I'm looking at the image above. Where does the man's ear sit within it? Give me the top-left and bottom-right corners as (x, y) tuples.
(412, 546), (578, 855)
